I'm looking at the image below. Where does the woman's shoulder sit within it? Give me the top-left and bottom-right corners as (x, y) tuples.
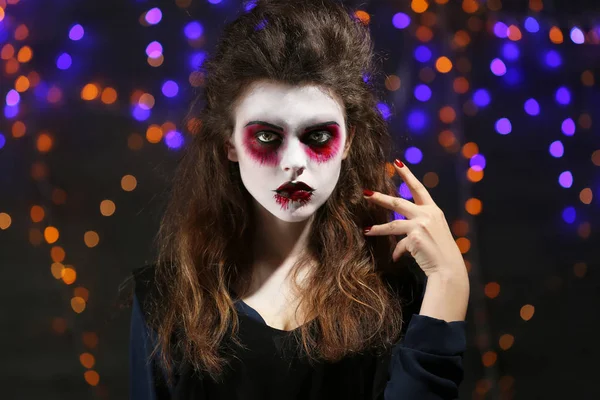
(132, 264), (163, 323)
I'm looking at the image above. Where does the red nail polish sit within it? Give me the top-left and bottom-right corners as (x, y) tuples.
(363, 226), (372, 234)
(363, 189), (374, 197)
(394, 159), (404, 168)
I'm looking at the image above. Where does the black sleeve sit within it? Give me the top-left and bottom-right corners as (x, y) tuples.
(384, 314), (467, 400)
(129, 266), (173, 400)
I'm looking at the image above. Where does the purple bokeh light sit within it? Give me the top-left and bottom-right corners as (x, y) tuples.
(561, 118), (576, 136)
(6, 89), (20, 106)
(559, 171), (573, 188)
(495, 118), (512, 135)
(165, 130), (184, 149)
(69, 24), (84, 41)
(405, 147), (423, 164)
(414, 84), (432, 102)
(392, 12), (411, 29)
(490, 58), (507, 76)
(146, 41), (163, 58)
(570, 27), (585, 44)
(493, 22), (508, 38)
(470, 154), (486, 172)
(56, 53), (72, 70)
(184, 21), (204, 40)
(0, 133), (5, 150)
(162, 80), (179, 97)
(145, 8), (162, 25)
(549, 141), (564, 158)
(524, 98), (540, 116)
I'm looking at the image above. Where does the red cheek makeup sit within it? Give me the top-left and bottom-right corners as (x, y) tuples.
(241, 123), (342, 167)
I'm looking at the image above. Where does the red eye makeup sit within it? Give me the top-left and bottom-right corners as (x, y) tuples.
(241, 121), (342, 166)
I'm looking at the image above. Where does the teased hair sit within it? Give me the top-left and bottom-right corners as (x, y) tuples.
(148, 0), (418, 384)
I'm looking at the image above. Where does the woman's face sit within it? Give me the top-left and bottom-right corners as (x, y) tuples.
(226, 80), (352, 222)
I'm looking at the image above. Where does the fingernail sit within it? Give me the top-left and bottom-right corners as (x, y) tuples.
(363, 189), (374, 197)
(394, 159), (404, 168)
(363, 226), (372, 234)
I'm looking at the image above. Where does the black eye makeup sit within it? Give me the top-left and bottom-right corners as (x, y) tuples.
(255, 130), (333, 145)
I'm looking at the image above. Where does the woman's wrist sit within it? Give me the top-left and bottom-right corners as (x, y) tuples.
(418, 270), (470, 323)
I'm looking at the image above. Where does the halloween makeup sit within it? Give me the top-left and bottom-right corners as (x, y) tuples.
(227, 80), (350, 222)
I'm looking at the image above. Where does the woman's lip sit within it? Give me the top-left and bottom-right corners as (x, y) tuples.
(276, 182), (314, 191)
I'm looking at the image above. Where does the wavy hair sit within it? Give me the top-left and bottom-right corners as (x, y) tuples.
(147, 0), (417, 385)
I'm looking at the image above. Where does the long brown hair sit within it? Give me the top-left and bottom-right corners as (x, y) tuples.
(148, 0), (416, 384)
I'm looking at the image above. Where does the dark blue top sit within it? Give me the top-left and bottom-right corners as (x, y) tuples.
(130, 266), (467, 400)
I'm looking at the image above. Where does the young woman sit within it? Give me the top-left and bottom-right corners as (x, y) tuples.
(130, 0), (470, 399)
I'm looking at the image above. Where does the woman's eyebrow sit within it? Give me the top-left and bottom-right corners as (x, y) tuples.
(244, 120), (339, 132)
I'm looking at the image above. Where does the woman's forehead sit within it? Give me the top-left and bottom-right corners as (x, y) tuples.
(234, 81), (345, 126)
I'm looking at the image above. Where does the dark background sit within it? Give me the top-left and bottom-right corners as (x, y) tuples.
(0, 0), (599, 399)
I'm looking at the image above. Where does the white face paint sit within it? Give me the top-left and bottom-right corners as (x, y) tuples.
(226, 80), (351, 222)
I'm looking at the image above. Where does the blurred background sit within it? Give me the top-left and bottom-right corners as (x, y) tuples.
(1, 0), (599, 399)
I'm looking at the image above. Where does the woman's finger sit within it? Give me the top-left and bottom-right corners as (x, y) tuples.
(362, 189), (419, 219)
(363, 219), (413, 236)
(393, 159), (435, 206)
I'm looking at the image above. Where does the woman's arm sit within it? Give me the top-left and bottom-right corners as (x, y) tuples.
(383, 273), (468, 400)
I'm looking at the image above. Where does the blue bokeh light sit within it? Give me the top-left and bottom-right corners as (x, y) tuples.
(377, 103), (391, 120)
(405, 147), (423, 164)
(545, 50), (562, 68)
(524, 17), (540, 33)
(407, 109), (427, 132)
(472, 89), (491, 107)
(184, 21), (204, 40)
(56, 53), (72, 70)
(414, 45), (432, 63)
(555, 87), (571, 105)
(414, 84), (432, 102)
(502, 42), (520, 61)
(392, 12), (411, 29)
(562, 206), (576, 223)
(524, 98), (540, 116)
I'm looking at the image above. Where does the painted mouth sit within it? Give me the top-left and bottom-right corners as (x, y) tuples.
(272, 181), (314, 210)
(275, 181), (314, 193)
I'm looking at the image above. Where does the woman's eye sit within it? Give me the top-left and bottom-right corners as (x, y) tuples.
(255, 130), (331, 145)
(256, 131), (281, 144)
(308, 131), (331, 144)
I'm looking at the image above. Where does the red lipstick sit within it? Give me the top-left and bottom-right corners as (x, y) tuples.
(272, 181), (314, 210)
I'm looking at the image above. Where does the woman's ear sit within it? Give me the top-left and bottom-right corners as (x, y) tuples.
(225, 139), (239, 162)
(342, 126), (355, 160)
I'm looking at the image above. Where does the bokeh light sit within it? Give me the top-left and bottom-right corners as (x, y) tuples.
(495, 118), (512, 135)
(392, 12), (411, 29)
(524, 98), (540, 116)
